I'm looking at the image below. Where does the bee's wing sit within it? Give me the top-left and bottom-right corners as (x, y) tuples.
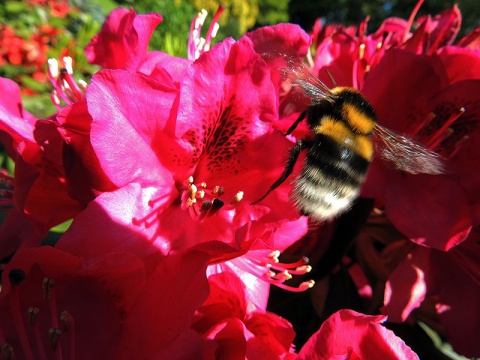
(277, 55), (334, 104)
(373, 124), (445, 174)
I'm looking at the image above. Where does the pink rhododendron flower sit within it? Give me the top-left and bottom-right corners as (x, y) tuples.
(58, 34), (309, 265)
(297, 309), (419, 360)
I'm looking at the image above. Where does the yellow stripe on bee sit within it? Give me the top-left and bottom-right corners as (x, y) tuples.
(316, 117), (374, 160)
(355, 134), (374, 160)
(342, 103), (376, 135)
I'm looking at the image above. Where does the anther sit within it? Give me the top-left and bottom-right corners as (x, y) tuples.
(42, 278), (55, 301)
(358, 43), (365, 60)
(231, 191), (244, 204)
(60, 311), (73, 332)
(63, 56), (73, 74)
(209, 198), (224, 215)
(1, 344), (14, 360)
(212, 185), (225, 196)
(27, 307), (40, 325)
(48, 328), (62, 349)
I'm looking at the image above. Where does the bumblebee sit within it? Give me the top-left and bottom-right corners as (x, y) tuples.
(254, 57), (444, 221)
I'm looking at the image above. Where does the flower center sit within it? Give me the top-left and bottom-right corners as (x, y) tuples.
(180, 176), (244, 221)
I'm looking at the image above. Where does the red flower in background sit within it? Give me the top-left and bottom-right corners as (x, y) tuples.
(362, 49), (480, 250)
(381, 229), (480, 358)
(0, 77), (81, 251)
(302, 2), (480, 251)
(0, 246), (211, 360)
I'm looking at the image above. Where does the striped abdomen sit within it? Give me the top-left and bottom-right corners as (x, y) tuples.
(292, 134), (371, 220)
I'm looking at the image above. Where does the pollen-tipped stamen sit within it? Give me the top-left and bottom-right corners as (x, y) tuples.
(241, 251), (314, 292)
(8, 270), (35, 360)
(48, 57), (85, 108)
(425, 107), (465, 150)
(188, 5), (225, 60)
(27, 307), (47, 360)
(180, 176), (243, 221)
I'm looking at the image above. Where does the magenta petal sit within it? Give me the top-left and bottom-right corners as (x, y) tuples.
(362, 49), (441, 130)
(87, 69), (178, 186)
(0, 77), (37, 156)
(57, 182), (175, 259)
(85, 8), (162, 70)
(381, 249), (428, 322)
(384, 174), (472, 250)
(431, 237), (480, 358)
(118, 249), (210, 358)
(298, 309), (418, 360)
(243, 23), (311, 58)
(168, 38), (275, 178)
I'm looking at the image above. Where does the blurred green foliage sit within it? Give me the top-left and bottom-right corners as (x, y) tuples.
(256, 0), (289, 25)
(0, 0), (103, 118)
(114, 0), (196, 58)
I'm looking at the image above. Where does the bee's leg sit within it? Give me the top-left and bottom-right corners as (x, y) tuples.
(252, 140), (309, 204)
(285, 111), (306, 135)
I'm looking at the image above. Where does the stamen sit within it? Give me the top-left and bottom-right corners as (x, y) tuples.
(212, 185), (224, 196)
(205, 5), (225, 47)
(407, 112), (436, 137)
(231, 191), (244, 204)
(27, 307), (39, 325)
(1, 344), (14, 360)
(42, 278), (60, 331)
(427, 127), (453, 151)
(48, 58), (59, 79)
(237, 251), (314, 292)
(42, 278), (55, 301)
(60, 311), (75, 360)
(187, 5), (225, 60)
(62, 56), (73, 74)
(179, 176), (234, 221)
(448, 135), (469, 158)
(425, 107), (465, 149)
(28, 307), (47, 360)
(8, 270), (35, 360)
(47, 56), (85, 108)
(404, 0), (425, 43)
(358, 43), (365, 60)
(48, 328), (62, 350)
